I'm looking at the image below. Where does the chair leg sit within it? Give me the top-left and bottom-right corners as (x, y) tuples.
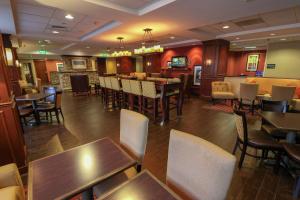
(59, 109), (64, 120)
(238, 144), (247, 169)
(55, 110), (60, 123)
(274, 151), (281, 174)
(232, 138), (239, 154)
(294, 177), (300, 199)
(138, 96), (142, 113)
(50, 112), (53, 122)
(153, 99), (157, 121)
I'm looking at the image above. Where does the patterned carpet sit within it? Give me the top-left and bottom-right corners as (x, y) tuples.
(202, 102), (234, 114)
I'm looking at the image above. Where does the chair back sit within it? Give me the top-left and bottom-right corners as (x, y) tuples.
(129, 80), (142, 96)
(99, 76), (105, 88)
(36, 78), (42, 92)
(166, 129), (236, 200)
(120, 109), (149, 161)
(55, 91), (63, 109)
(141, 81), (157, 98)
(121, 79), (131, 93)
(271, 85), (296, 101)
(43, 86), (57, 103)
(111, 77), (121, 91)
(104, 77), (112, 89)
(261, 100), (288, 113)
(240, 83), (258, 101)
(212, 81), (232, 93)
(233, 108), (248, 143)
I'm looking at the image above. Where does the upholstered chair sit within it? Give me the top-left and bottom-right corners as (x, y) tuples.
(166, 129), (236, 200)
(271, 85), (296, 101)
(103, 77), (113, 108)
(129, 80), (143, 112)
(110, 77), (122, 108)
(232, 108), (283, 171)
(0, 163), (25, 200)
(211, 81), (235, 104)
(121, 79), (131, 109)
(239, 83), (259, 114)
(141, 81), (161, 120)
(93, 109), (149, 198)
(98, 76), (106, 102)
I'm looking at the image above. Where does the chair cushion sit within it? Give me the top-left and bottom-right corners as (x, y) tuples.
(36, 104), (55, 111)
(19, 109), (33, 117)
(248, 130), (282, 150)
(212, 92), (235, 99)
(0, 186), (24, 200)
(283, 144), (300, 162)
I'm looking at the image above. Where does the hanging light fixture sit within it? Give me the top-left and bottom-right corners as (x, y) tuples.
(134, 28), (164, 55)
(110, 37), (132, 57)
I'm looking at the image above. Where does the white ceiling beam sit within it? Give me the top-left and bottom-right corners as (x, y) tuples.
(138, 0), (176, 16)
(0, 0), (16, 34)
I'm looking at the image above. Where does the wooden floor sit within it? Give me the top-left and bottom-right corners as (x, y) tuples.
(24, 92), (296, 200)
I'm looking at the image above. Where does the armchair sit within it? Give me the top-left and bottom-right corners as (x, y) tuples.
(211, 81), (235, 104)
(0, 163), (25, 200)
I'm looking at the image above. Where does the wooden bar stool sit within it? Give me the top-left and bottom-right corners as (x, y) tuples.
(141, 81), (161, 121)
(104, 77), (114, 108)
(121, 79), (131, 109)
(111, 77), (122, 108)
(98, 76), (106, 103)
(129, 80), (143, 113)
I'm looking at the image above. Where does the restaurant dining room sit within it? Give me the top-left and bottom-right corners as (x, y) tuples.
(1, 0), (300, 199)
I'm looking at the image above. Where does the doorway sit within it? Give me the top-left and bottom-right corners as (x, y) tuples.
(34, 60), (49, 84)
(21, 62), (34, 85)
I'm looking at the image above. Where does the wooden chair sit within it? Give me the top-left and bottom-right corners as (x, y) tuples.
(98, 76), (106, 103)
(261, 100), (289, 140)
(239, 83), (259, 114)
(121, 79), (131, 109)
(104, 77), (113, 108)
(129, 80), (143, 112)
(232, 108), (283, 171)
(93, 109), (149, 198)
(0, 163), (25, 200)
(37, 91), (64, 123)
(111, 77), (122, 108)
(166, 129), (236, 200)
(271, 85), (296, 101)
(141, 81), (161, 121)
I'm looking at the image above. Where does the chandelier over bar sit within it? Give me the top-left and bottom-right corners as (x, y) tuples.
(110, 37), (132, 57)
(134, 28), (164, 55)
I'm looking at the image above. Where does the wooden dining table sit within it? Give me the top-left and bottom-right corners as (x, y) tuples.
(99, 170), (181, 200)
(28, 138), (136, 200)
(258, 111), (300, 142)
(15, 92), (53, 125)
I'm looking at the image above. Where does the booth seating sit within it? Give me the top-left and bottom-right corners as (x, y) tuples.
(211, 81), (235, 104)
(0, 163), (25, 200)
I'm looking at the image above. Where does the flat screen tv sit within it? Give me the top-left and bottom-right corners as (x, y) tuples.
(171, 56), (187, 67)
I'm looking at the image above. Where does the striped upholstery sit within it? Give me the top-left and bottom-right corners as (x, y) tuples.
(141, 81), (160, 98)
(111, 77), (121, 91)
(104, 77), (112, 89)
(129, 80), (142, 96)
(99, 76), (105, 87)
(121, 79), (131, 93)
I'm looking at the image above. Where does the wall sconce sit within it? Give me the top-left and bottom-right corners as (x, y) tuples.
(146, 61), (152, 66)
(116, 63), (120, 67)
(206, 59), (212, 66)
(5, 48), (13, 66)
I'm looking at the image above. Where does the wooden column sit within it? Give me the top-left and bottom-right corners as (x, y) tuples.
(0, 33), (26, 171)
(200, 39), (229, 97)
(96, 57), (106, 75)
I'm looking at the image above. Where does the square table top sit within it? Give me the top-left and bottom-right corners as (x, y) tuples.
(15, 93), (53, 101)
(99, 170), (181, 200)
(28, 138), (136, 200)
(259, 111), (300, 132)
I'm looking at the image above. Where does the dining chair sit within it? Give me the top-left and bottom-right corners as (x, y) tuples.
(271, 85), (296, 101)
(129, 80), (143, 112)
(239, 83), (259, 114)
(98, 76), (106, 102)
(166, 129), (236, 200)
(104, 77), (113, 108)
(232, 107), (283, 171)
(93, 109), (149, 198)
(283, 144), (300, 198)
(121, 79), (131, 109)
(261, 100), (289, 140)
(141, 81), (161, 121)
(37, 91), (63, 123)
(0, 163), (25, 200)
(110, 77), (122, 108)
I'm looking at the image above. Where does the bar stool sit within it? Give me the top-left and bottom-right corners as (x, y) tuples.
(121, 79), (131, 109)
(129, 80), (143, 113)
(111, 77), (122, 108)
(104, 77), (113, 108)
(141, 81), (161, 121)
(98, 76), (106, 103)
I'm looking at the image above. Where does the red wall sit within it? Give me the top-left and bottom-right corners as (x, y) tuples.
(161, 45), (203, 71)
(45, 60), (61, 80)
(143, 53), (162, 73)
(116, 56), (135, 74)
(226, 50), (266, 76)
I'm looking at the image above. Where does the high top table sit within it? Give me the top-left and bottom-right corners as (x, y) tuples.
(28, 138), (136, 200)
(16, 93), (53, 125)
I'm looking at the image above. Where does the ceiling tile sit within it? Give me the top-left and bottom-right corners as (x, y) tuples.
(261, 7), (297, 26)
(17, 13), (49, 24)
(16, 3), (55, 17)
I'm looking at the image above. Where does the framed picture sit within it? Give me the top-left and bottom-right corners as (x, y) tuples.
(193, 65), (202, 85)
(72, 59), (87, 69)
(246, 54), (259, 72)
(56, 63), (64, 72)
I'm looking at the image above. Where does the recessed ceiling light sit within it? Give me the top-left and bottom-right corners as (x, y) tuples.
(280, 38), (287, 41)
(222, 25), (230, 29)
(270, 33), (276, 36)
(65, 14), (74, 20)
(52, 30), (59, 34)
(170, 36), (175, 39)
(86, 46), (90, 49)
(245, 46), (256, 49)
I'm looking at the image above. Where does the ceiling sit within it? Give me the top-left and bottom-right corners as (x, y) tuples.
(0, 0), (299, 56)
